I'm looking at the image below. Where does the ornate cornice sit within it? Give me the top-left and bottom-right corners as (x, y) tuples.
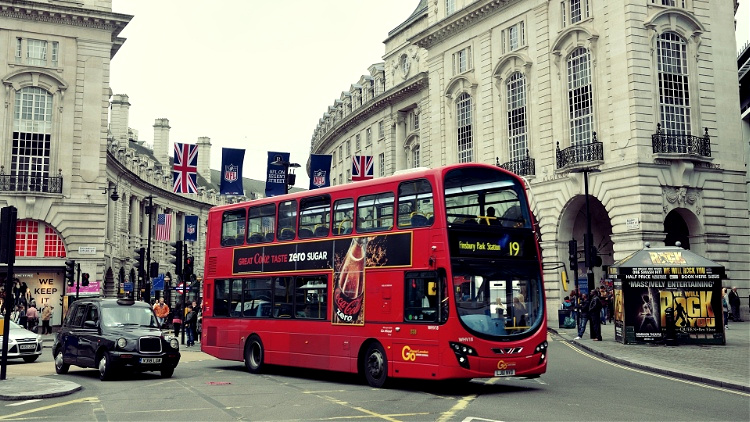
(312, 72), (428, 153)
(0, 0), (132, 37)
(410, 0), (513, 49)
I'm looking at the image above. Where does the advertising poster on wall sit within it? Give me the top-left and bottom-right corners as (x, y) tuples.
(609, 246), (725, 345)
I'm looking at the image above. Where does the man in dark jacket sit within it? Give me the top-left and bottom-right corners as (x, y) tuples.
(575, 294), (590, 340)
(589, 290), (603, 341)
(728, 287), (742, 321)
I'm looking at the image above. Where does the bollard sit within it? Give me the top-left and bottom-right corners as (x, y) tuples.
(664, 306), (677, 346)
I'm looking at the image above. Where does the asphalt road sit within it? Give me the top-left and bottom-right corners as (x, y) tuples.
(2, 333), (748, 421)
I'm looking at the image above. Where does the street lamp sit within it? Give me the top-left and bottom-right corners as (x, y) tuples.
(270, 159), (300, 194)
(164, 273), (171, 307)
(571, 167), (601, 293)
(144, 195), (155, 303)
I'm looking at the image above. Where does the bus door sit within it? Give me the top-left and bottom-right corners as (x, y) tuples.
(392, 271), (446, 379)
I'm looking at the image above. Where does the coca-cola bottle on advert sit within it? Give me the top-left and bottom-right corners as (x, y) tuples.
(333, 236), (368, 323)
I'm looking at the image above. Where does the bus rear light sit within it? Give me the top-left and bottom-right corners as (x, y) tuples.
(449, 341), (477, 369)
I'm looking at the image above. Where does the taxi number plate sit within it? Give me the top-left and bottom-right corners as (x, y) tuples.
(19, 344), (36, 350)
(495, 369), (515, 376)
(140, 358), (162, 364)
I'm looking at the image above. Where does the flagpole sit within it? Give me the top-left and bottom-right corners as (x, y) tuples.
(145, 195), (154, 303)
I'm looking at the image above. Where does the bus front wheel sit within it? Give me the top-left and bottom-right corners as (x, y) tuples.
(244, 335), (264, 374)
(363, 342), (388, 388)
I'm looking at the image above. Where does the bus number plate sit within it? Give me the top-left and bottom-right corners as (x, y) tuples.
(495, 369), (515, 376)
(140, 358), (162, 364)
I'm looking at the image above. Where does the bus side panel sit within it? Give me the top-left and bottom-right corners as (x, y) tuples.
(391, 341), (441, 380)
(289, 324), (330, 369)
(328, 334), (360, 373)
(264, 330), (291, 366)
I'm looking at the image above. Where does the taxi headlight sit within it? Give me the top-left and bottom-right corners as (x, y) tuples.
(170, 338), (179, 350)
(116, 338), (127, 349)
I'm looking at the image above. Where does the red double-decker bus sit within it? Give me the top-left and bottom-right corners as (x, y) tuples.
(200, 163), (547, 387)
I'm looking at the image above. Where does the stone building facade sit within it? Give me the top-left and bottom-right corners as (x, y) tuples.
(309, 0), (750, 314)
(0, 0), (265, 324)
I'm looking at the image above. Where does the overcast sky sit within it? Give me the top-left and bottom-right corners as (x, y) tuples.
(110, 0), (419, 190)
(110, 1), (750, 191)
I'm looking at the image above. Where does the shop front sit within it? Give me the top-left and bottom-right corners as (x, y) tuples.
(608, 245), (725, 345)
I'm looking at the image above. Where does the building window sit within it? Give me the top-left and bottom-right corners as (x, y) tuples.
(506, 72), (528, 161)
(456, 93), (473, 163)
(502, 22), (525, 54)
(366, 127), (372, 146)
(412, 145), (421, 168)
(567, 48), (594, 146)
(379, 153), (385, 177)
(378, 121), (384, 139)
(355, 134), (361, 150)
(654, 0), (685, 7)
(338, 145), (343, 162)
(13, 87), (53, 191)
(44, 225), (66, 257)
(657, 32), (691, 135)
(453, 47), (472, 75)
(346, 169), (350, 182)
(346, 139), (351, 156)
(15, 38), (22, 63)
(16, 38), (60, 67)
(446, 0), (456, 15)
(16, 220), (39, 257)
(562, 0), (590, 27)
(410, 111), (420, 131)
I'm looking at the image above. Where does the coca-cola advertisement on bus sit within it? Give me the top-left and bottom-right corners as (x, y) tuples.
(232, 232), (412, 325)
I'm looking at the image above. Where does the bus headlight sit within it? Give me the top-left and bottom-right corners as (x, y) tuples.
(534, 340), (548, 364)
(449, 341), (477, 369)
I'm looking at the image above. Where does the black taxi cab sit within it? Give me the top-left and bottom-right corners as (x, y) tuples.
(52, 298), (180, 380)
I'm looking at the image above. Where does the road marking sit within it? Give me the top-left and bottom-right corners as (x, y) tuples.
(437, 394), (477, 422)
(562, 340), (750, 397)
(0, 397), (99, 420)
(305, 392), (429, 421)
(5, 399), (41, 407)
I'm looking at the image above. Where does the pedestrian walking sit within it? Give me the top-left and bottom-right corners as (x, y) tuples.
(722, 288), (730, 329)
(185, 305), (198, 347)
(25, 302), (39, 333)
(728, 287), (742, 322)
(575, 293), (590, 339)
(589, 290), (603, 341)
(172, 304), (183, 339)
(17, 304), (27, 329)
(153, 298), (170, 328)
(41, 304), (54, 334)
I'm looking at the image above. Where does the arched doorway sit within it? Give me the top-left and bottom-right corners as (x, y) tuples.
(664, 210), (690, 249)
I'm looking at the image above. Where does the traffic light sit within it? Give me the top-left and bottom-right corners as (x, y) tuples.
(134, 247), (145, 273)
(568, 239), (577, 270)
(185, 255), (194, 278)
(65, 259), (76, 287)
(190, 274), (200, 293)
(584, 233), (602, 268)
(169, 240), (183, 276)
(81, 273), (90, 287)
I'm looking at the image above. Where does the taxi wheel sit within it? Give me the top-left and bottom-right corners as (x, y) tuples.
(54, 349), (69, 374)
(363, 342), (389, 388)
(98, 352), (115, 381)
(160, 367), (174, 378)
(244, 334), (264, 374)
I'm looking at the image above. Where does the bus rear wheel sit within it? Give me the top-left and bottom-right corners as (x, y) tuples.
(244, 335), (264, 374)
(363, 342), (388, 388)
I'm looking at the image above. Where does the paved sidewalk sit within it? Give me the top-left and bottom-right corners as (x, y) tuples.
(550, 320), (750, 392)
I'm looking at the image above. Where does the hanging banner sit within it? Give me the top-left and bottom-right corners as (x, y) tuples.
(309, 154), (333, 190)
(265, 151), (290, 197)
(220, 147), (245, 195)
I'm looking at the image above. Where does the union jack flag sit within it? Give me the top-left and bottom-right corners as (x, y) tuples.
(173, 142), (198, 193)
(351, 155), (373, 181)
